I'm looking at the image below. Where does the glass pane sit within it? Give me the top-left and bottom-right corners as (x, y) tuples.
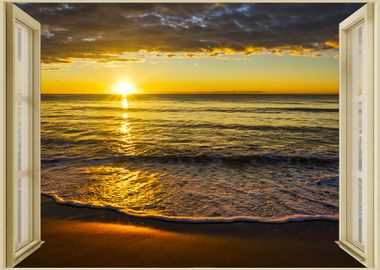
(347, 22), (366, 249)
(15, 22), (32, 249)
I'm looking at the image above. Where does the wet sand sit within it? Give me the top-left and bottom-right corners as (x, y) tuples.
(18, 196), (362, 268)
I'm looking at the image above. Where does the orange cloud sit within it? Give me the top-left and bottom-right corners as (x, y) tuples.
(324, 40), (339, 49)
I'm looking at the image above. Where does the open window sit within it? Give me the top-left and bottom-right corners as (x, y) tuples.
(337, 3), (374, 267)
(6, 3), (42, 267)
(1, 2), (378, 268)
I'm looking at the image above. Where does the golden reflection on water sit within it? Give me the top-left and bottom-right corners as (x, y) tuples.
(120, 121), (130, 135)
(118, 95), (135, 155)
(82, 165), (165, 216)
(121, 95), (128, 109)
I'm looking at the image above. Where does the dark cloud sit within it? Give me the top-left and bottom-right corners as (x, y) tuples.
(18, 3), (363, 64)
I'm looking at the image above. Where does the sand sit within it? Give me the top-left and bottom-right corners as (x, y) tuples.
(17, 196), (362, 268)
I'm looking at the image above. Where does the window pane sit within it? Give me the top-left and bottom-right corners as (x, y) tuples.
(15, 22), (32, 249)
(347, 22), (366, 249)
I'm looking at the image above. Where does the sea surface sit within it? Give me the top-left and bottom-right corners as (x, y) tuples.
(41, 94), (339, 223)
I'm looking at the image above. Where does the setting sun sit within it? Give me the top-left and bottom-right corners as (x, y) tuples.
(113, 81), (136, 95)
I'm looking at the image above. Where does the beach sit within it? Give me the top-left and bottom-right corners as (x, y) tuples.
(20, 94), (359, 267)
(17, 196), (361, 268)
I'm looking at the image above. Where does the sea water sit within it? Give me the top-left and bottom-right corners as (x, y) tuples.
(41, 94), (339, 223)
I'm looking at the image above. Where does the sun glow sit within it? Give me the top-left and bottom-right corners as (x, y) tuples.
(113, 81), (136, 95)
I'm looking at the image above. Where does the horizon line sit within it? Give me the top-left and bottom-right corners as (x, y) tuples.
(41, 93), (339, 95)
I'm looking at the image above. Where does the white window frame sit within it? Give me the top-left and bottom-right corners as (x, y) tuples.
(337, 4), (374, 267)
(4, 2), (42, 268)
(0, 0), (379, 270)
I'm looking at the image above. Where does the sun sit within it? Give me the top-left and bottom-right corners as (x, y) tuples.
(113, 81), (136, 95)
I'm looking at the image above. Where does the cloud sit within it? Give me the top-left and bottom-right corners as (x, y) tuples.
(18, 3), (363, 64)
(96, 57), (144, 63)
(42, 67), (64, 71)
(324, 40), (339, 49)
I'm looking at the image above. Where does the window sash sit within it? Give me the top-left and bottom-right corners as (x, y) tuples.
(5, 3), (42, 268)
(338, 3), (374, 267)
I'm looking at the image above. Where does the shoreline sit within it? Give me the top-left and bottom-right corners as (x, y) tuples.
(17, 196), (362, 267)
(42, 193), (339, 224)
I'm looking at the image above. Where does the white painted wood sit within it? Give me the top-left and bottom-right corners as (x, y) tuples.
(5, 3), (42, 268)
(338, 3), (375, 267)
(374, 3), (380, 270)
(0, 2), (6, 270)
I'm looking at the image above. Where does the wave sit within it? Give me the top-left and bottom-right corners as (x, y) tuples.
(41, 137), (120, 145)
(41, 124), (338, 143)
(42, 193), (338, 224)
(317, 176), (339, 187)
(159, 123), (338, 133)
(283, 108), (338, 112)
(43, 106), (339, 115)
(42, 153), (338, 166)
(126, 107), (338, 114)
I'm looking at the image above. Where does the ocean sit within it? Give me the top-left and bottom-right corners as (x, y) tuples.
(41, 94), (339, 223)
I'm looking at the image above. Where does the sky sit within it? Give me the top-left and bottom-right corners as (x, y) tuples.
(19, 3), (363, 94)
